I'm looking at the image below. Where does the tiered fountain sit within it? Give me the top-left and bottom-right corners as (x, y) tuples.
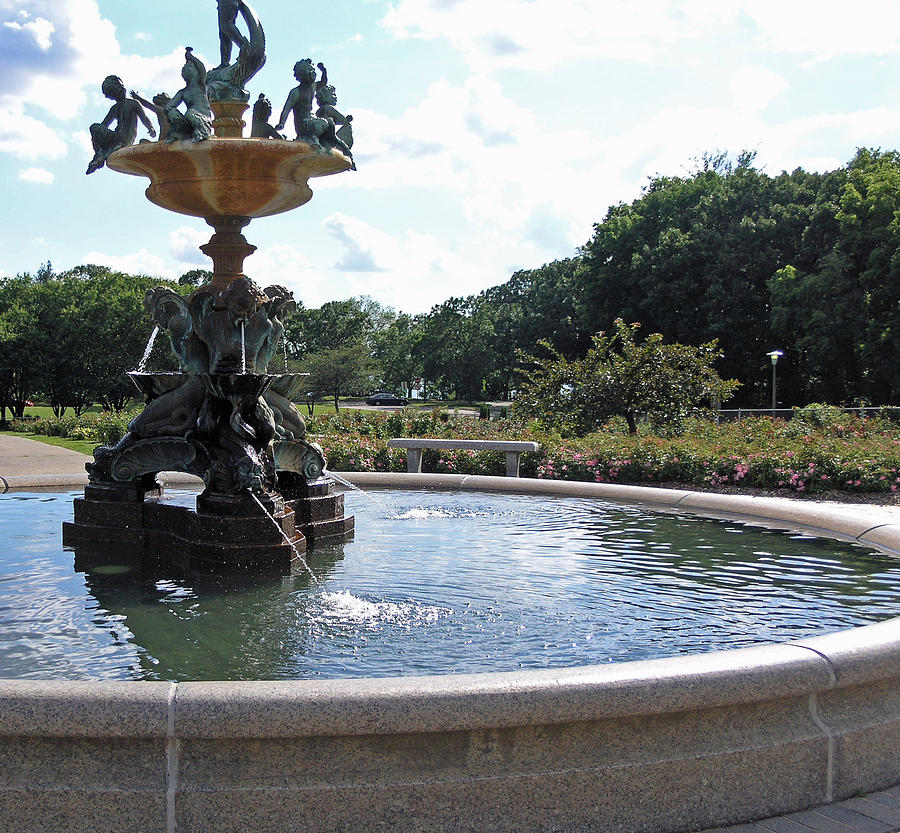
(63, 2), (355, 570)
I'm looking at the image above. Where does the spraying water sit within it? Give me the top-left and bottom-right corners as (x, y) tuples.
(135, 326), (159, 373)
(240, 320), (247, 374)
(249, 492), (318, 583)
(283, 340), (289, 372)
(324, 469), (384, 506)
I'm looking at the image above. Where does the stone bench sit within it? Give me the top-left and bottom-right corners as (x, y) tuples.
(387, 438), (540, 477)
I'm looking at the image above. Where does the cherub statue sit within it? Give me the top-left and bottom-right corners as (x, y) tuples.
(315, 67), (354, 165)
(130, 90), (171, 141)
(275, 58), (319, 141)
(165, 48), (214, 143)
(86, 75), (156, 174)
(276, 60), (354, 165)
(250, 94), (283, 139)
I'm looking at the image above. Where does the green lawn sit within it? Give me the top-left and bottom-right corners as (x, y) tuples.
(9, 432), (96, 456)
(19, 404), (104, 420)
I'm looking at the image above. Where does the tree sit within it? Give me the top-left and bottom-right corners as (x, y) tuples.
(178, 268), (213, 287)
(283, 296), (395, 360)
(372, 313), (424, 397)
(302, 342), (377, 411)
(514, 319), (739, 435)
(575, 151), (821, 406)
(0, 276), (42, 419)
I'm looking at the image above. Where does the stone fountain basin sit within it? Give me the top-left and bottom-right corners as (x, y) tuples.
(2, 474), (899, 833)
(107, 138), (351, 219)
(128, 371), (309, 401)
(127, 371), (188, 399)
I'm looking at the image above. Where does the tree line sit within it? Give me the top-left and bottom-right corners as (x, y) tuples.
(290, 147), (900, 409)
(4, 146), (900, 420)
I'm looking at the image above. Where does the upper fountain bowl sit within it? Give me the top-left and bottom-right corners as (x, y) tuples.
(107, 138), (352, 219)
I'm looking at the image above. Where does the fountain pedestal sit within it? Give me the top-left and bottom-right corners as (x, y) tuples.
(65, 135), (356, 569)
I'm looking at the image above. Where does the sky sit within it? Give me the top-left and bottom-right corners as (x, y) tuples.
(2, 0), (900, 315)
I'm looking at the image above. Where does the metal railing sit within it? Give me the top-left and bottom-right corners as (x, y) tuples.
(715, 406), (900, 422)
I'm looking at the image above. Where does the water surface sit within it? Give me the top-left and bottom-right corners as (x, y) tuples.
(1, 489), (898, 680)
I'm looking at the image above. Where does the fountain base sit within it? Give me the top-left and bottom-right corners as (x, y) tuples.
(63, 477), (354, 572)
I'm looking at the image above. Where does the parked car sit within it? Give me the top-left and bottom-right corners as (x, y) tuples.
(365, 392), (408, 406)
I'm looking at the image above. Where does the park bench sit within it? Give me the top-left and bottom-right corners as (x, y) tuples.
(387, 438), (541, 477)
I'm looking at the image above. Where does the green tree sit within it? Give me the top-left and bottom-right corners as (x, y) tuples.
(302, 342), (377, 411)
(0, 276), (42, 418)
(418, 297), (496, 401)
(514, 319), (739, 435)
(283, 296), (395, 360)
(178, 268), (213, 287)
(372, 313), (424, 397)
(575, 151), (819, 406)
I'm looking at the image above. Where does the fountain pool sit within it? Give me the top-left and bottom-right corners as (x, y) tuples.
(3, 473), (900, 833)
(3, 486), (900, 682)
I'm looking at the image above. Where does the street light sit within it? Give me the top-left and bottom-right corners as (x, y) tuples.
(766, 350), (783, 416)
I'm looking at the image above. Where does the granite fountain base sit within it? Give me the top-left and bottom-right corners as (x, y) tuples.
(62, 475), (354, 572)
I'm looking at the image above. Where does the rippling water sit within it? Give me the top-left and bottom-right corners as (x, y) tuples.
(1, 489), (899, 681)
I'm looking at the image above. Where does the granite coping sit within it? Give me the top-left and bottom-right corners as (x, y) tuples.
(1, 620), (894, 740)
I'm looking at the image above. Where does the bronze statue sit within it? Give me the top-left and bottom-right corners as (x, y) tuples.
(86, 75), (156, 174)
(165, 48), (214, 143)
(250, 94), (283, 139)
(276, 58), (319, 140)
(315, 69), (354, 163)
(276, 61), (354, 165)
(216, 0), (249, 69)
(208, 0), (266, 102)
(130, 90), (171, 141)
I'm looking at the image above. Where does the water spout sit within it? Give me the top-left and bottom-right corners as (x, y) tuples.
(134, 326), (159, 373)
(249, 492), (318, 582)
(283, 340), (289, 372)
(324, 469), (383, 505)
(240, 320), (247, 374)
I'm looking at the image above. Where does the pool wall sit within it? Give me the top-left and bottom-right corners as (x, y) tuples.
(2, 473), (899, 833)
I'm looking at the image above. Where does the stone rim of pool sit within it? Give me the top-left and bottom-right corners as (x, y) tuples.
(2, 471), (899, 833)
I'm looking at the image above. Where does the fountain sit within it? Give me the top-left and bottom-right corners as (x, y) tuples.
(5, 4), (900, 833)
(63, 3), (355, 570)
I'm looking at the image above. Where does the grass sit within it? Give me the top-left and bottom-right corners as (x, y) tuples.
(10, 432), (96, 456)
(19, 405), (104, 420)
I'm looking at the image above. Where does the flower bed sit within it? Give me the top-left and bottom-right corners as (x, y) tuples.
(10, 407), (900, 495)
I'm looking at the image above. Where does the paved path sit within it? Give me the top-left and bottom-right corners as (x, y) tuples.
(701, 785), (900, 832)
(1, 432), (899, 832)
(0, 432), (91, 489)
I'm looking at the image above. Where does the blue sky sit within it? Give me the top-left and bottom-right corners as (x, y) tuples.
(3, 0), (900, 313)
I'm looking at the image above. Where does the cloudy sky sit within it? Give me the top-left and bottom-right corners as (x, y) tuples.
(2, 0), (900, 313)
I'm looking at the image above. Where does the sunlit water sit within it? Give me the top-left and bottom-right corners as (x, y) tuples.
(1, 489), (899, 681)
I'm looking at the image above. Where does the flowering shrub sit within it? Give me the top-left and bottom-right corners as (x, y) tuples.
(11, 406), (900, 494)
(10, 409), (136, 445)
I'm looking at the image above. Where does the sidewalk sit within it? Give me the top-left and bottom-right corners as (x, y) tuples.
(0, 432), (92, 490)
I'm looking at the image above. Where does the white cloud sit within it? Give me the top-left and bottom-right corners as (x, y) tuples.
(0, 1), (186, 162)
(18, 166), (53, 184)
(730, 67), (789, 112)
(169, 226), (209, 266)
(741, 0), (900, 57)
(244, 243), (327, 308)
(320, 212), (500, 311)
(382, 0), (693, 69)
(80, 248), (170, 278)
(382, 0), (900, 71)
(0, 107), (68, 159)
(3, 13), (53, 51)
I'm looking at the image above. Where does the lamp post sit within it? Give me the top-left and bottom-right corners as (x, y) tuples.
(766, 350), (783, 416)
